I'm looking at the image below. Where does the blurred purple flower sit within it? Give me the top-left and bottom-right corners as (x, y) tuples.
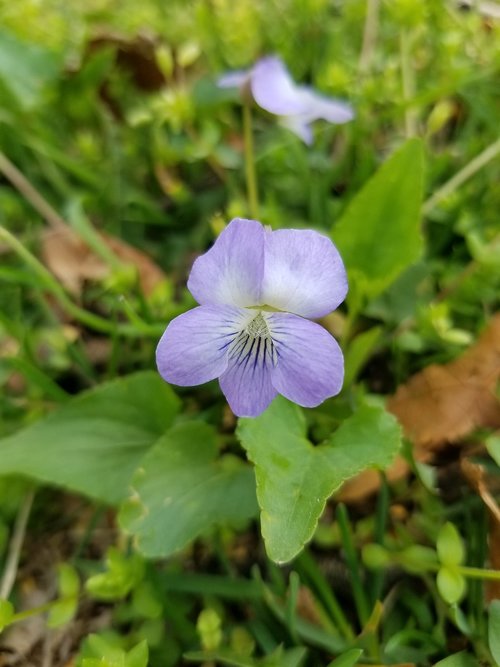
(218, 56), (354, 144)
(156, 218), (347, 417)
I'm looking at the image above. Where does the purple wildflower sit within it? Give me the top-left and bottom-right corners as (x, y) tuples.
(156, 218), (347, 418)
(218, 55), (354, 145)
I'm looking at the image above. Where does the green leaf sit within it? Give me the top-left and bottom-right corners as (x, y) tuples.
(343, 327), (382, 386)
(0, 372), (179, 504)
(86, 548), (144, 601)
(47, 563), (80, 628)
(119, 422), (258, 558)
(237, 398), (401, 563)
(326, 649), (364, 667)
(437, 567), (466, 605)
(437, 523), (465, 567)
(126, 640), (149, 667)
(486, 434), (500, 467)
(332, 138), (424, 299)
(80, 635), (147, 667)
(432, 651), (477, 667)
(0, 599), (14, 632)
(489, 600), (500, 665)
(0, 28), (60, 109)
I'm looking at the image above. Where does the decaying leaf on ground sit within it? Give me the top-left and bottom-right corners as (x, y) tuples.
(387, 314), (500, 449)
(41, 227), (165, 297)
(340, 314), (500, 503)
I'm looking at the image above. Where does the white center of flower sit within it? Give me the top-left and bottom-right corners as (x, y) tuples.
(229, 311), (278, 368)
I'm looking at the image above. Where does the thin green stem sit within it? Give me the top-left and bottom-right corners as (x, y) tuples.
(422, 136), (500, 214)
(400, 30), (418, 138)
(0, 151), (66, 231)
(10, 595), (77, 624)
(458, 566), (500, 581)
(295, 550), (354, 641)
(369, 473), (389, 605)
(0, 490), (35, 600)
(336, 504), (370, 627)
(242, 102), (259, 220)
(0, 225), (163, 338)
(358, 0), (381, 75)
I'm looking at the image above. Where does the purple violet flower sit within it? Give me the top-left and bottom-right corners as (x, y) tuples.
(218, 56), (354, 144)
(156, 218), (347, 418)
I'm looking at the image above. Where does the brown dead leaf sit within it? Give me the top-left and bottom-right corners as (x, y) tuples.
(338, 456), (410, 504)
(41, 227), (165, 297)
(102, 231), (166, 295)
(387, 314), (500, 450)
(339, 315), (500, 504)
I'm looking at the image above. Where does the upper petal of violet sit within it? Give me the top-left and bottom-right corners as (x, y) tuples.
(156, 304), (250, 386)
(187, 218), (265, 308)
(261, 227), (348, 319)
(250, 56), (308, 115)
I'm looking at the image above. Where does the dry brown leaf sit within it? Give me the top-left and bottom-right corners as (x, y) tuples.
(338, 456), (410, 504)
(41, 227), (165, 297)
(387, 314), (500, 450)
(339, 315), (500, 504)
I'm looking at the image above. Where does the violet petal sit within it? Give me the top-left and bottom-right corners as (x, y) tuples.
(261, 227), (348, 319)
(269, 312), (344, 407)
(219, 320), (278, 417)
(188, 218), (265, 308)
(251, 56), (307, 115)
(217, 69), (250, 89)
(156, 305), (249, 386)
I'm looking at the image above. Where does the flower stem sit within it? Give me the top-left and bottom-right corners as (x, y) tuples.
(242, 101), (259, 220)
(422, 136), (500, 214)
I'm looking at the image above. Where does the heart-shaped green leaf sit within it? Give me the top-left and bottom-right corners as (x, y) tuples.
(119, 422), (258, 558)
(237, 398), (401, 563)
(0, 372), (179, 504)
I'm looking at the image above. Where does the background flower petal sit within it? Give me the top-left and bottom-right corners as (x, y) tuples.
(251, 56), (307, 115)
(219, 351), (278, 417)
(188, 218), (265, 308)
(305, 90), (354, 124)
(217, 70), (250, 88)
(156, 305), (250, 386)
(261, 228), (347, 318)
(280, 115), (314, 144)
(269, 313), (344, 407)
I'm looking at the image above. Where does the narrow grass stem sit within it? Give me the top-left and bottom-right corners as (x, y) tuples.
(336, 504), (370, 627)
(243, 102), (259, 219)
(0, 490), (35, 600)
(358, 0), (381, 75)
(0, 225), (163, 338)
(0, 151), (66, 231)
(296, 550), (354, 641)
(422, 136), (500, 214)
(400, 30), (418, 138)
(369, 474), (389, 605)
